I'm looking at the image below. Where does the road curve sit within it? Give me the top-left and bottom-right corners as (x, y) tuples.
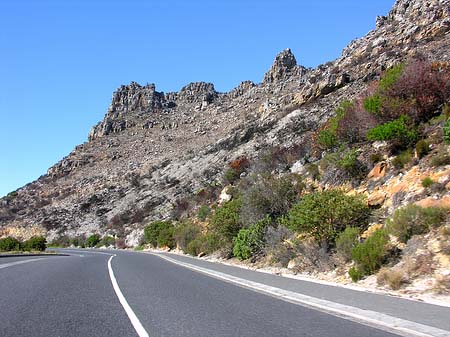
(0, 249), (400, 337)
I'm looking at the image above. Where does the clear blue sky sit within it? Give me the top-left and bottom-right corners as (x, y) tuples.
(0, 0), (395, 197)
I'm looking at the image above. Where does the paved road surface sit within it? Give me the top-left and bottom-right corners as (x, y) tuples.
(0, 249), (446, 337)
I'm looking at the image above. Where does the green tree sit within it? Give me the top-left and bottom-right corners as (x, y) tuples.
(233, 217), (269, 260)
(283, 190), (370, 246)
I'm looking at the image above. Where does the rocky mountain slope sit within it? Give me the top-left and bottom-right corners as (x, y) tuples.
(1, 0), (449, 250)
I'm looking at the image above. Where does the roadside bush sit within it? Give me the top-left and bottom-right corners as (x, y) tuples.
(24, 236), (47, 251)
(210, 197), (243, 245)
(70, 236), (86, 248)
(86, 234), (100, 248)
(233, 217), (269, 260)
(240, 173), (303, 226)
(97, 236), (115, 247)
(377, 268), (405, 290)
(349, 266), (365, 282)
(351, 229), (389, 277)
(0, 237), (22, 251)
(186, 233), (221, 256)
(144, 221), (173, 248)
(366, 115), (418, 148)
(386, 204), (447, 243)
(157, 225), (175, 248)
(336, 227), (360, 261)
(174, 221), (201, 252)
(283, 190), (370, 247)
(421, 177), (434, 188)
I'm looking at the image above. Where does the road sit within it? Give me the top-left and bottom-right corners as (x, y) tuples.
(0, 249), (448, 337)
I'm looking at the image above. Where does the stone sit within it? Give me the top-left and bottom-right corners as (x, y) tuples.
(367, 162), (387, 179)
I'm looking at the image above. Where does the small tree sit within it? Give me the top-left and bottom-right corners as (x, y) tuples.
(24, 236), (47, 251)
(283, 190), (370, 247)
(144, 221), (173, 247)
(210, 197), (243, 245)
(0, 237), (22, 251)
(233, 217), (269, 260)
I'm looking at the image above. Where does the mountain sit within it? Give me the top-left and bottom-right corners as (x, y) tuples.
(1, 0), (449, 249)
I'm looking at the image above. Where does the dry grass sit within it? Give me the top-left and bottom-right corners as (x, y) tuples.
(433, 275), (450, 294)
(377, 267), (406, 290)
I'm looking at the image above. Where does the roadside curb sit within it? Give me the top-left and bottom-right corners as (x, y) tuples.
(0, 253), (69, 258)
(153, 252), (450, 337)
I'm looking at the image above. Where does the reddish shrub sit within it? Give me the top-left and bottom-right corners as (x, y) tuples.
(229, 156), (251, 173)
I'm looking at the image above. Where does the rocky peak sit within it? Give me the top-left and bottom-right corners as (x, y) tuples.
(177, 82), (218, 104)
(263, 48), (299, 84)
(387, 0), (449, 24)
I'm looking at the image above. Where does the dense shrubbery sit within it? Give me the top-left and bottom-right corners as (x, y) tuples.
(392, 150), (412, 169)
(350, 229), (389, 281)
(0, 237), (22, 251)
(240, 173), (303, 226)
(97, 236), (116, 247)
(387, 204), (447, 243)
(415, 140), (430, 158)
(0, 236), (47, 252)
(197, 205), (211, 221)
(186, 233), (221, 256)
(283, 190), (370, 247)
(86, 234), (101, 248)
(444, 118), (450, 144)
(174, 221), (201, 252)
(318, 101), (352, 148)
(233, 217), (269, 260)
(144, 221), (175, 248)
(210, 197), (243, 246)
(366, 115), (418, 148)
(336, 227), (360, 261)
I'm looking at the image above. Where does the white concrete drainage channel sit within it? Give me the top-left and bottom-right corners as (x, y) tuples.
(153, 253), (450, 337)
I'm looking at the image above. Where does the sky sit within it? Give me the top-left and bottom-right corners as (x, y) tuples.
(0, 0), (395, 197)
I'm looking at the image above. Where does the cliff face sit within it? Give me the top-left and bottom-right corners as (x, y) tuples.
(1, 0), (449, 244)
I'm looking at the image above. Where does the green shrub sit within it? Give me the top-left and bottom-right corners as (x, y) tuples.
(351, 229), (389, 276)
(379, 64), (405, 92)
(24, 236), (47, 251)
(415, 140), (430, 158)
(97, 236), (115, 247)
(387, 204), (447, 243)
(305, 163), (320, 181)
(70, 236), (86, 248)
(317, 101), (353, 149)
(363, 95), (382, 114)
(370, 153), (383, 165)
(144, 221), (173, 247)
(349, 266), (364, 282)
(174, 221), (201, 251)
(134, 245), (144, 251)
(317, 130), (338, 149)
(336, 227), (360, 261)
(86, 234), (100, 248)
(283, 190), (370, 246)
(392, 150), (412, 169)
(186, 233), (221, 256)
(366, 116), (418, 147)
(157, 225), (175, 248)
(0, 237), (22, 251)
(240, 174), (303, 226)
(338, 148), (365, 178)
(421, 177), (434, 188)
(444, 118), (450, 144)
(233, 217), (269, 260)
(198, 205), (211, 221)
(210, 197), (243, 245)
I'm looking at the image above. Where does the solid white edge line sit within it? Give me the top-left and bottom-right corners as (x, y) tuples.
(108, 255), (149, 337)
(0, 257), (47, 270)
(153, 253), (450, 337)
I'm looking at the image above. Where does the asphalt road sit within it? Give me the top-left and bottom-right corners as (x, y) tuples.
(0, 249), (432, 337)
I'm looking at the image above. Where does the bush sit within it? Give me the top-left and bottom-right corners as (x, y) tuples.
(210, 197), (243, 245)
(363, 95), (382, 114)
(377, 268), (405, 290)
(23, 236), (47, 251)
(444, 118), (450, 144)
(233, 217), (269, 260)
(386, 204), (447, 243)
(415, 140), (430, 158)
(98, 236), (115, 247)
(186, 233), (221, 256)
(157, 225), (175, 248)
(392, 150), (412, 169)
(86, 234), (100, 248)
(174, 221), (201, 252)
(197, 205), (211, 221)
(144, 221), (173, 248)
(240, 174), (303, 226)
(318, 101), (353, 148)
(421, 177), (434, 188)
(70, 236), (86, 248)
(336, 227), (360, 261)
(337, 148), (366, 178)
(317, 129), (338, 149)
(351, 229), (389, 276)
(283, 190), (370, 246)
(349, 266), (364, 282)
(0, 237), (22, 251)
(366, 115), (418, 148)
(223, 168), (240, 185)
(430, 150), (450, 167)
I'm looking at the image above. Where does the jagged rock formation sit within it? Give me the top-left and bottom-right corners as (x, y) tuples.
(1, 0), (449, 244)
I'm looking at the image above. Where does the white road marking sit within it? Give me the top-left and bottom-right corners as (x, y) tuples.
(108, 255), (149, 337)
(0, 257), (47, 270)
(153, 253), (450, 337)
